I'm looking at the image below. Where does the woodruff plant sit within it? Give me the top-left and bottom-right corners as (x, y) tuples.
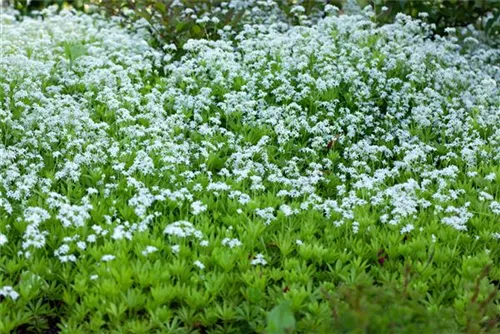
(0, 2), (500, 334)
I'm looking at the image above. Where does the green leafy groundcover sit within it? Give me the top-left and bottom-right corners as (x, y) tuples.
(0, 4), (499, 334)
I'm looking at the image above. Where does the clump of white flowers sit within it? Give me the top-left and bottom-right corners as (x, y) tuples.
(221, 238), (242, 248)
(251, 253), (267, 266)
(0, 233), (7, 246)
(441, 204), (473, 231)
(491, 201), (500, 215)
(255, 207), (276, 225)
(191, 200), (208, 215)
(164, 221), (203, 239)
(142, 246), (158, 256)
(485, 173), (496, 182)
(400, 224), (415, 235)
(101, 254), (116, 262)
(193, 260), (205, 270)
(0, 286), (19, 301)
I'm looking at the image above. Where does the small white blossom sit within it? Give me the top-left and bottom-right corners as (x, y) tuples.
(0, 286), (19, 301)
(352, 221), (359, 234)
(485, 173), (496, 182)
(191, 200), (207, 215)
(221, 238), (242, 248)
(255, 207), (276, 225)
(164, 221), (203, 239)
(290, 5), (305, 14)
(193, 260), (205, 270)
(141, 246), (158, 256)
(101, 254), (115, 262)
(280, 204), (295, 216)
(251, 253), (267, 266)
(491, 201), (500, 215)
(0, 233), (7, 246)
(400, 224), (415, 234)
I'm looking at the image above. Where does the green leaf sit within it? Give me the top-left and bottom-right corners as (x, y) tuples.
(154, 2), (166, 12)
(266, 301), (296, 334)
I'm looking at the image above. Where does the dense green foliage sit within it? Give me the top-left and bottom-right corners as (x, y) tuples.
(374, 0), (500, 35)
(6, 0), (87, 12)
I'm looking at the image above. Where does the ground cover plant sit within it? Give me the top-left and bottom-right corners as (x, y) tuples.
(1, 2), (500, 333)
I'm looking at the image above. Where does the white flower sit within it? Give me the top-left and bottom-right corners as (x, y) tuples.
(164, 221), (203, 239)
(491, 201), (500, 215)
(207, 182), (231, 192)
(221, 238), (242, 249)
(54, 244), (70, 256)
(485, 173), (496, 182)
(128, 150), (155, 175)
(141, 246), (158, 256)
(171, 245), (180, 254)
(400, 224), (414, 234)
(479, 191), (493, 201)
(441, 204), (472, 231)
(296, 239), (303, 246)
(251, 253), (267, 266)
(24, 207), (51, 225)
(324, 5), (339, 14)
(352, 221), (359, 234)
(255, 207), (276, 225)
(0, 286), (19, 301)
(101, 254), (115, 262)
(280, 204), (295, 216)
(194, 260), (205, 270)
(0, 233), (7, 246)
(90, 275), (99, 280)
(290, 5), (305, 14)
(112, 225), (127, 240)
(196, 16), (211, 24)
(191, 200), (207, 215)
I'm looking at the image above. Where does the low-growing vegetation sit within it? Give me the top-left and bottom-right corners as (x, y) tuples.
(0, 2), (499, 333)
